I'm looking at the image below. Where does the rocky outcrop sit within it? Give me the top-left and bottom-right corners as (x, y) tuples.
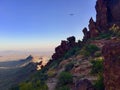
(74, 79), (95, 90)
(89, 18), (99, 38)
(82, 0), (120, 41)
(102, 40), (120, 90)
(52, 36), (77, 60)
(95, 0), (108, 30)
(95, 0), (120, 29)
(82, 28), (90, 41)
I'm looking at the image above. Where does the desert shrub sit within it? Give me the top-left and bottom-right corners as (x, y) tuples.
(58, 85), (70, 90)
(109, 24), (120, 37)
(33, 72), (48, 81)
(58, 72), (73, 86)
(80, 44), (100, 57)
(94, 74), (105, 90)
(47, 69), (56, 78)
(80, 48), (91, 57)
(19, 80), (48, 90)
(91, 59), (103, 75)
(94, 51), (102, 57)
(86, 44), (100, 54)
(64, 46), (80, 59)
(19, 82), (33, 90)
(65, 62), (74, 72)
(95, 33), (111, 40)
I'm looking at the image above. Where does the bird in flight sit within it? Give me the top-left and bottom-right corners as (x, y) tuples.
(69, 13), (74, 16)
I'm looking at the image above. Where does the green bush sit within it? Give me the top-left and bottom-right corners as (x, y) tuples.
(18, 80), (48, 90)
(64, 47), (80, 59)
(65, 63), (74, 72)
(91, 59), (103, 75)
(86, 44), (100, 54)
(94, 74), (105, 90)
(58, 72), (73, 86)
(109, 24), (120, 37)
(95, 33), (111, 40)
(58, 85), (70, 90)
(80, 44), (100, 57)
(94, 51), (102, 57)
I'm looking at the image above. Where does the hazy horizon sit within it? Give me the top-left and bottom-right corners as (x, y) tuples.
(0, 50), (53, 62)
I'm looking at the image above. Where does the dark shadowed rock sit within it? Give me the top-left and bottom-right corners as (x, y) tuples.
(52, 36), (77, 60)
(102, 40), (120, 90)
(74, 79), (95, 90)
(89, 18), (99, 38)
(95, 0), (108, 29)
(96, 0), (120, 28)
(82, 27), (90, 41)
(82, 0), (120, 41)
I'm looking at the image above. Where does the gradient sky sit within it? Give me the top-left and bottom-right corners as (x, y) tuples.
(0, 0), (96, 52)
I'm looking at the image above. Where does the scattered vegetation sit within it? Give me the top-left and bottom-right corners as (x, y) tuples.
(91, 33), (112, 40)
(64, 46), (80, 59)
(65, 62), (74, 72)
(57, 85), (70, 90)
(55, 71), (73, 90)
(94, 51), (102, 57)
(47, 69), (56, 78)
(94, 74), (105, 90)
(109, 24), (120, 37)
(91, 58), (104, 90)
(11, 80), (48, 90)
(91, 58), (103, 75)
(58, 72), (73, 86)
(80, 44), (100, 57)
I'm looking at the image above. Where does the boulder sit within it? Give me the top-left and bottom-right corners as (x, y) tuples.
(74, 79), (95, 90)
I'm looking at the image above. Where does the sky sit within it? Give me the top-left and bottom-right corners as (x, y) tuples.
(0, 0), (96, 52)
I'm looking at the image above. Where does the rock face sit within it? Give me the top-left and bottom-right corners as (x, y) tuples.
(95, 0), (108, 29)
(52, 36), (77, 60)
(96, 0), (120, 28)
(82, 28), (90, 41)
(83, 0), (120, 41)
(74, 79), (95, 90)
(102, 41), (120, 90)
(89, 18), (99, 38)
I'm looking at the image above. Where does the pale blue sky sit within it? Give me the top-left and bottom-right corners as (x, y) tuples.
(0, 0), (96, 51)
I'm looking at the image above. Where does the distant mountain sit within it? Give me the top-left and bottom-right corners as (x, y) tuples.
(0, 55), (49, 90)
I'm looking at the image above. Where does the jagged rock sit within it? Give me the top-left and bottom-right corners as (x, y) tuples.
(82, 0), (120, 41)
(74, 79), (95, 90)
(89, 18), (99, 38)
(95, 0), (108, 29)
(52, 36), (77, 60)
(67, 36), (76, 47)
(102, 41), (120, 90)
(107, 0), (120, 24)
(82, 27), (90, 41)
(96, 0), (120, 28)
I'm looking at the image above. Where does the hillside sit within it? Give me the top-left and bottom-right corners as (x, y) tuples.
(10, 0), (120, 90)
(0, 55), (49, 90)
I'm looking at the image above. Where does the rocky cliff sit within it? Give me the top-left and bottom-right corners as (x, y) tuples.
(52, 36), (78, 60)
(83, 0), (120, 41)
(102, 40), (120, 90)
